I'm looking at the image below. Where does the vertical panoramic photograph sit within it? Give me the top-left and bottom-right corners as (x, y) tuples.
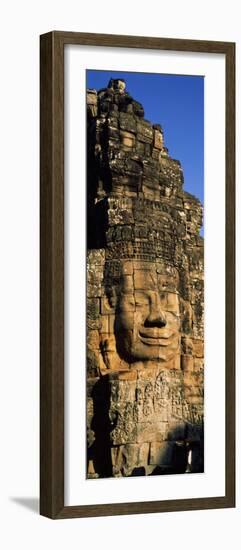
(86, 70), (204, 479)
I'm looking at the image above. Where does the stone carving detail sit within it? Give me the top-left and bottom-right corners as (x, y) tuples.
(86, 79), (204, 478)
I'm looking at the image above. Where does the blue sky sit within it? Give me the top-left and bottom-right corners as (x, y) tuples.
(87, 70), (204, 233)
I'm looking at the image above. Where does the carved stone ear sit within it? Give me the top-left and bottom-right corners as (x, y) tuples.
(179, 298), (193, 334)
(181, 336), (193, 355)
(108, 288), (117, 308)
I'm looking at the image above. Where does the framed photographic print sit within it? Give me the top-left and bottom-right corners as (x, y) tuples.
(40, 31), (235, 519)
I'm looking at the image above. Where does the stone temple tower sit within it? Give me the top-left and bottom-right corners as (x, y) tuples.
(86, 78), (204, 478)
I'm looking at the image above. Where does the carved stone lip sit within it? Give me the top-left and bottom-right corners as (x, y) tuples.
(139, 328), (177, 346)
(139, 327), (174, 339)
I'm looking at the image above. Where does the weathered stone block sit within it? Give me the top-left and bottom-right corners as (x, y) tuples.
(87, 318), (101, 330)
(87, 89), (97, 105)
(193, 339), (204, 358)
(137, 120), (153, 144)
(154, 129), (163, 150)
(181, 355), (194, 372)
(111, 420), (137, 445)
(117, 370), (137, 381)
(136, 422), (168, 443)
(111, 442), (149, 476)
(87, 329), (100, 350)
(87, 298), (100, 320)
(87, 347), (100, 377)
(120, 130), (136, 148)
(108, 126), (120, 140)
(100, 315), (109, 333)
(119, 112), (137, 133)
(110, 379), (137, 403)
(87, 266), (103, 297)
(107, 205), (134, 226)
(87, 249), (105, 266)
(153, 398), (169, 421)
(107, 113), (119, 127)
(87, 89), (98, 117)
(194, 358), (204, 372)
(135, 140), (145, 155)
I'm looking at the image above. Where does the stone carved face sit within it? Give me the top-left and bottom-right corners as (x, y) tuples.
(113, 261), (181, 365)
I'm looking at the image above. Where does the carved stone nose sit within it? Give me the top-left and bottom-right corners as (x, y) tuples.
(144, 293), (166, 328)
(145, 311), (166, 328)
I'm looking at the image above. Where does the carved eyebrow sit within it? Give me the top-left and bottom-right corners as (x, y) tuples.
(135, 299), (149, 306)
(135, 292), (149, 300)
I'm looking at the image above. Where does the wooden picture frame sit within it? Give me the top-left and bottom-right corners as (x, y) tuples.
(40, 31), (235, 519)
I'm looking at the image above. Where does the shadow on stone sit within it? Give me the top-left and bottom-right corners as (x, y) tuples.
(88, 376), (116, 478)
(150, 422), (204, 476)
(131, 467), (146, 476)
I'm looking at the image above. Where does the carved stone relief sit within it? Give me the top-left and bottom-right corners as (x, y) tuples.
(86, 78), (204, 478)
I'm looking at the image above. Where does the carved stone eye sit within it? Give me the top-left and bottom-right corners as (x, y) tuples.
(135, 300), (149, 308)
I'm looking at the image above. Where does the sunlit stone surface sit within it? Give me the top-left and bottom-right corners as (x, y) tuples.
(86, 79), (204, 478)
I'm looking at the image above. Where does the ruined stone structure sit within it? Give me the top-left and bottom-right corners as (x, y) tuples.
(86, 78), (204, 478)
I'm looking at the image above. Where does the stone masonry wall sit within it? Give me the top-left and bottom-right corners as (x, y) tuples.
(86, 78), (204, 478)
